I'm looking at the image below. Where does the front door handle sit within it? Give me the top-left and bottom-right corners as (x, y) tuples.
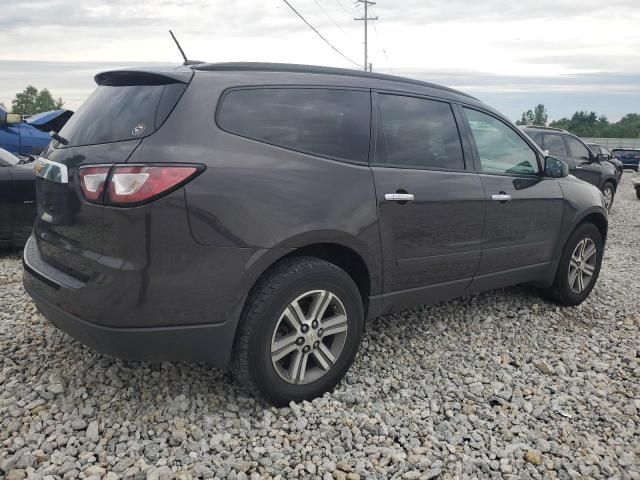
(491, 193), (512, 203)
(385, 193), (415, 202)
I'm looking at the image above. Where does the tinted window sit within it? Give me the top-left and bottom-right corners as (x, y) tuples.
(58, 83), (186, 147)
(375, 95), (464, 170)
(587, 144), (601, 154)
(465, 109), (539, 175)
(544, 134), (568, 157)
(613, 149), (639, 157)
(565, 136), (590, 159)
(218, 88), (370, 163)
(530, 133), (543, 148)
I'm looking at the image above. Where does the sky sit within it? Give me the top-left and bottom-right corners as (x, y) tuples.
(1, 0), (639, 122)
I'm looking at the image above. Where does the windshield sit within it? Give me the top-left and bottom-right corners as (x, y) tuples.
(56, 83), (186, 148)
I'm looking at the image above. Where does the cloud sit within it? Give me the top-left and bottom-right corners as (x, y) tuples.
(0, 1), (638, 120)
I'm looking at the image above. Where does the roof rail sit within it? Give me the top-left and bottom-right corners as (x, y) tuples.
(523, 125), (565, 132)
(191, 62), (478, 100)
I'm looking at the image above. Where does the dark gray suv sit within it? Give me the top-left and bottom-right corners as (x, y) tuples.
(23, 63), (608, 404)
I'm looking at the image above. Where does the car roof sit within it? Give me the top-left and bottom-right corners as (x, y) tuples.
(521, 125), (567, 133)
(611, 147), (640, 151)
(192, 62), (479, 101)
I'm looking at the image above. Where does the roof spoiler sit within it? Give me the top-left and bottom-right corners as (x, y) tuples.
(95, 68), (194, 86)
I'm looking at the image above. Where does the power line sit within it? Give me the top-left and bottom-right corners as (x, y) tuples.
(283, 4), (355, 39)
(313, 0), (354, 38)
(281, 0), (362, 68)
(370, 7), (394, 73)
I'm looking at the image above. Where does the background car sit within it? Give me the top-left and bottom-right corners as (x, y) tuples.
(611, 148), (640, 172)
(522, 126), (619, 210)
(0, 105), (72, 156)
(587, 143), (623, 180)
(0, 147), (37, 248)
(632, 173), (640, 199)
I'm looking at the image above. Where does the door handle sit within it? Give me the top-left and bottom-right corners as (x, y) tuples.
(385, 193), (415, 202)
(575, 165), (583, 169)
(491, 193), (512, 203)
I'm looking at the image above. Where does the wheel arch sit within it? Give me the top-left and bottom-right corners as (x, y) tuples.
(241, 241), (377, 319)
(601, 174), (618, 191)
(578, 211), (608, 245)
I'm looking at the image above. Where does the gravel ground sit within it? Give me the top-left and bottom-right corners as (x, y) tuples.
(1, 174), (639, 480)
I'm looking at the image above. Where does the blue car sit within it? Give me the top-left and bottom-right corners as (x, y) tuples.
(0, 105), (72, 156)
(611, 148), (640, 172)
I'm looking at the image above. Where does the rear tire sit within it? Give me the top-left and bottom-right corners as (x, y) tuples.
(540, 223), (603, 306)
(636, 188), (640, 200)
(232, 256), (364, 406)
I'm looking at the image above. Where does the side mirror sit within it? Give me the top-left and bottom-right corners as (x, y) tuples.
(545, 156), (569, 178)
(596, 153), (610, 162)
(6, 113), (23, 125)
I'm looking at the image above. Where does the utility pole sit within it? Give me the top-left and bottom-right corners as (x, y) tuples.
(355, 0), (378, 72)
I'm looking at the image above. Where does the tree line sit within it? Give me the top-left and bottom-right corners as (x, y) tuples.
(1, 86), (64, 116)
(516, 104), (640, 138)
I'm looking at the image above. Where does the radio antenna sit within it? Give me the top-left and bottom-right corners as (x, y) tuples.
(169, 30), (188, 64)
(169, 30), (204, 65)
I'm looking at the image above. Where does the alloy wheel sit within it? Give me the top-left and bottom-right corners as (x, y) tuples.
(568, 238), (597, 294)
(602, 186), (614, 210)
(270, 290), (348, 385)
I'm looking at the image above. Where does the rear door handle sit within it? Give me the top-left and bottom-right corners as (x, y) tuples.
(491, 193), (512, 202)
(385, 193), (415, 202)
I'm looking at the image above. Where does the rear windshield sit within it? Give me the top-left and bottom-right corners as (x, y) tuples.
(57, 83), (186, 147)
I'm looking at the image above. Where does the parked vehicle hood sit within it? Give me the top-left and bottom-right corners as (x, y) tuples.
(27, 109), (74, 133)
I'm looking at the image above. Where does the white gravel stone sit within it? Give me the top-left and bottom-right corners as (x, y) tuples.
(1, 174), (639, 479)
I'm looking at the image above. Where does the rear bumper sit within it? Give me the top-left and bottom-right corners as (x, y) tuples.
(22, 233), (251, 367)
(26, 285), (238, 365)
(621, 160), (640, 170)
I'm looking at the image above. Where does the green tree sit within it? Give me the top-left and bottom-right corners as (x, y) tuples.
(11, 86), (64, 115)
(516, 104), (548, 126)
(516, 109), (535, 126)
(533, 104), (548, 125)
(549, 111), (640, 138)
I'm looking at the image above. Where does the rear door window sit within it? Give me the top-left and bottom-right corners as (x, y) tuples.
(375, 94), (464, 170)
(614, 149), (639, 157)
(543, 134), (568, 157)
(57, 83), (186, 147)
(217, 88), (370, 164)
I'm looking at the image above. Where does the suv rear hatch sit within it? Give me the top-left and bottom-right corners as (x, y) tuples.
(34, 68), (192, 277)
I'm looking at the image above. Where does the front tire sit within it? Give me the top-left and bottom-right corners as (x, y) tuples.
(540, 223), (603, 306)
(232, 257), (364, 406)
(601, 182), (615, 211)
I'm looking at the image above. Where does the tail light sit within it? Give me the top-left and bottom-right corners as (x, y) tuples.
(79, 167), (109, 201)
(79, 165), (201, 206)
